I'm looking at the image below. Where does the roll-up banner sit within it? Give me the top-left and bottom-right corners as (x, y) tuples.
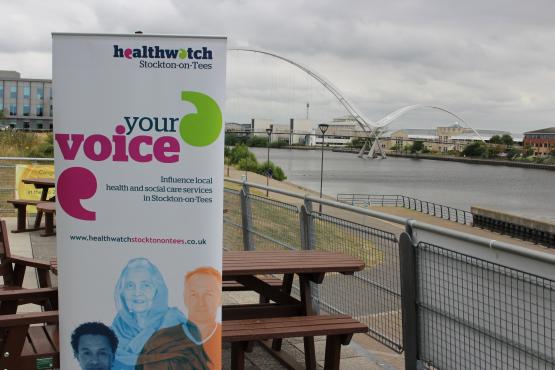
(53, 33), (226, 370)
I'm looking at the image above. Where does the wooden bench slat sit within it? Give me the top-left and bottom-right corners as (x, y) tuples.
(0, 288), (57, 300)
(223, 276), (282, 291)
(225, 314), (352, 326)
(223, 303), (303, 321)
(9, 255), (51, 269)
(0, 311), (59, 327)
(224, 323), (367, 342)
(224, 319), (363, 334)
(6, 199), (43, 206)
(223, 315), (367, 342)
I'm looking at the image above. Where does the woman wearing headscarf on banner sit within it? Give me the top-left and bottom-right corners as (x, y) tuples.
(111, 258), (208, 369)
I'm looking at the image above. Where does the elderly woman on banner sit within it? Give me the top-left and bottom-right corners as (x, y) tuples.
(111, 258), (209, 369)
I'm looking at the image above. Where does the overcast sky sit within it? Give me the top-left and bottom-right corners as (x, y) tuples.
(1, 0), (554, 133)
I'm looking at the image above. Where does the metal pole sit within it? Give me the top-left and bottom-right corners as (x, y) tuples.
(399, 232), (418, 370)
(319, 133), (325, 213)
(266, 134), (270, 197)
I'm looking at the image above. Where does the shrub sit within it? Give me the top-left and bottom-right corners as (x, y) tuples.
(246, 136), (269, 147)
(256, 160), (287, 181)
(237, 156), (258, 172)
(225, 133), (248, 146)
(0, 131), (44, 157)
(462, 141), (489, 158)
(226, 143), (288, 181)
(229, 144), (256, 165)
(25, 133), (54, 158)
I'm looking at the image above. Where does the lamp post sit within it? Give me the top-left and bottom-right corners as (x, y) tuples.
(318, 123), (329, 212)
(265, 125), (273, 197)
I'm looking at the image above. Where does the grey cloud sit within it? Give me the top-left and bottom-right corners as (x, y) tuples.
(0, 0), (553, 132)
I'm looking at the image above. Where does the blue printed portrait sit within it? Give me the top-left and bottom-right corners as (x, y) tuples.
(111, 258), (185, 369)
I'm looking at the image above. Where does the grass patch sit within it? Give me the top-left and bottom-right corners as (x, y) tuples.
(229, 196), (385, 267)
(0, 131), (53, 158)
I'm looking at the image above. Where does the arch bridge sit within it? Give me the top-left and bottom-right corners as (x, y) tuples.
(229, 48), (484, 158)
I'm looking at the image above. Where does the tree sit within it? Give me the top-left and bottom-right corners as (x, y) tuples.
(225, 132), (248, 146)
(411, 141), (424, 153)
(501, 134), (514, 146)
(462, 141), (489, 157)
(347, 137), (366, 149)
(489, 135), (502, 144)
(523, 145), (534, 157)
(507, 147), (522, 159)
(229, 144), (256, 165)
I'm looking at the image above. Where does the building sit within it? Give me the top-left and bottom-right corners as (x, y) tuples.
(251, 118), (314, 144)
(0, 70), (52, 130)
(383, 124), (521, 153)
(523, 127), (555, 157)
(309, 116), (366, 146)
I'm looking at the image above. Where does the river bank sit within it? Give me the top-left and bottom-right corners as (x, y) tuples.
(289, 146), (555, 171)
(385, 152), (555, 170)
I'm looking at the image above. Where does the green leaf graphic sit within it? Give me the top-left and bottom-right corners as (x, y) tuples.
(180, 91), (223, 147)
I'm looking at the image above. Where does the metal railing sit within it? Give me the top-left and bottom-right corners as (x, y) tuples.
(224, 181), (404, 351)
(416, 243), (554, 370)
(337, 193), (473, 225)
(226, 179), (555, 369)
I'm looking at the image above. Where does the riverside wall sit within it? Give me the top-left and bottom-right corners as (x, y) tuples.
(385, 153), (555, 170)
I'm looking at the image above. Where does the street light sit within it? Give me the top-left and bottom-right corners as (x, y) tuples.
(265, 125), (273, 197)
(318, 123), (329, 212)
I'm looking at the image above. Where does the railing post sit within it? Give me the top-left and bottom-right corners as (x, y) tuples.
(399, 230), (418, 370)
(240, 183), (254, 251)
(300, 198), (320, 313)
(300, 198), (315, 251)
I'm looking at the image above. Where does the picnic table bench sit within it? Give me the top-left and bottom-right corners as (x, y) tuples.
(224, 315), (368, 370)
(223, 250), (366, 370)
(0, 220), (55, 314)
(0, 288), (59, 369)
(7, 178), (55, 233)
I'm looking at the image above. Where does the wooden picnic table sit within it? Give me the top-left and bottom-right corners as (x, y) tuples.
(47, 250), (365, 369)
(21, 178), (55, 230)
(223, 250), (365, 370)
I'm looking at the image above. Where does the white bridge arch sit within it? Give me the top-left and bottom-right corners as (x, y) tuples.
(229, 48), (484, 158)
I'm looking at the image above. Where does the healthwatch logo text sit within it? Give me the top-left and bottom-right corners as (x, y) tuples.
(113, 45), (213, 60)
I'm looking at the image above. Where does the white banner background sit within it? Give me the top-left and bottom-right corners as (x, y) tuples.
(53, 33), (226, 369)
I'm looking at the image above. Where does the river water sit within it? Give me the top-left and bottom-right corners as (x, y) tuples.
(250, 148), (555, 222)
